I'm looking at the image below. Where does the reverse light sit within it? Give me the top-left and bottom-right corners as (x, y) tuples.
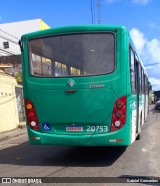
(30, 121), (37, 127)
(110, 96), (126, 132)
(25, 99), (40, 131)
(114, 121), (121, 127)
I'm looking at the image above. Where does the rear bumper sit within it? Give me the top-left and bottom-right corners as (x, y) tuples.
(27, 124), (131, 146)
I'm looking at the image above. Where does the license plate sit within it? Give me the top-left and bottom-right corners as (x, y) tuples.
(66, 126), (83, 132)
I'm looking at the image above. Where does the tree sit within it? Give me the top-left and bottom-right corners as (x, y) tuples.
(15, 72), (22, 83)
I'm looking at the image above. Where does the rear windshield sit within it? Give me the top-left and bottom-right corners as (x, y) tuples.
(29, 33), (115, 77)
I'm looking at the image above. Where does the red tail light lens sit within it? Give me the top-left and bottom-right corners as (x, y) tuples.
(28, 112), (35, 118)
(116, 101), (124, 109)
(115, 110), (123, 118)
(25, 99), (40, 131)
(110, 96), (126, 132)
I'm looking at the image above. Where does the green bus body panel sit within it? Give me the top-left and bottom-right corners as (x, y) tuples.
(27, 124), (130, 146)
(32, 88), (115, 133)
(21, 25), (122, 40)
(21, 25), (132, 146)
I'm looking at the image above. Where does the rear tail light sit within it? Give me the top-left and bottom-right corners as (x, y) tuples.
(110, 96), (126, 132)
(25, 99), (40, 131)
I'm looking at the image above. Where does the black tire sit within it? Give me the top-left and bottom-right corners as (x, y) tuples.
(136, 114), (142, 140)
(136, 131), (141, 140)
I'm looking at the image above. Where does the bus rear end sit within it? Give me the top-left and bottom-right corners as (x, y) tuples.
(21, 26), (131, 146)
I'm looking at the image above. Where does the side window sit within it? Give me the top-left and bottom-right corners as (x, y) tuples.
(145, 76), (148, 94)
(55, 62), (68, 76)
(142, 71), (145, 94)
(31, 54), (42, 75)
(42, 57), (52, 76)
(130, 47), (136, 93)
(139, 64), (142, 93)
(31, 53), (52, 76)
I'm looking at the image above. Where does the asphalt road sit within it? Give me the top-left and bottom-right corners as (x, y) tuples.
(0, 105), (160, 186)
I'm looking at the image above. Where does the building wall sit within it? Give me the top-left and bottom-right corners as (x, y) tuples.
(0, 19), (50, 56)
(0, 71), (19, 132)
(0, 19), (49, 39)
(0, 19), (50, 132)
(40, 20), (50, 30)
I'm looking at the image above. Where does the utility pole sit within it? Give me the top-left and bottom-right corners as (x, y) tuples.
(97, 0), (101, 24)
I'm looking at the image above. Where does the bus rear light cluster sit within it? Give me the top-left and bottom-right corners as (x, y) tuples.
(25, 99), (40, 131)
(110, 96), (126, 132)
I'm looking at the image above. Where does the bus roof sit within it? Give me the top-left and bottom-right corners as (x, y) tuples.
(21, 25), (126, 40)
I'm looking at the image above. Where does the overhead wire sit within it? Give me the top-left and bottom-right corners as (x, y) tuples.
(0, 28), (19, 40)
(0, 48), (19, 56)
(90, 0), (101, 24)
(92, 0), (96, 24)
(90, 0), (94, 24)
(0, 29), (21, 72)
(144, 62), (160, 67)
(97, 0), (101, 24)
(0, 29), (20, 58)
(0, 35), (18, 45)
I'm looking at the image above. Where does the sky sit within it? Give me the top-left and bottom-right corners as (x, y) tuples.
(0, 0), (160, 90)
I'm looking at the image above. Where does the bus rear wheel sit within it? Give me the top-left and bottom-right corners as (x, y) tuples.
(136, 131), (141, 140)
(136, 114), (142, 140)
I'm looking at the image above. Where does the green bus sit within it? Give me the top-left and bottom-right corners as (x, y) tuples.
(20, 25), (149, 146)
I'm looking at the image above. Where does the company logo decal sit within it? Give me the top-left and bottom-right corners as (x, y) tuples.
(67, 79), (75, 87)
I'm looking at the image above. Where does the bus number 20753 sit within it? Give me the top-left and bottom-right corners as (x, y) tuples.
(87, 126), (108, 133)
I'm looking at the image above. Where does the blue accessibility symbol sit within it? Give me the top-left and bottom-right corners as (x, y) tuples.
(42, 123), (51, 131)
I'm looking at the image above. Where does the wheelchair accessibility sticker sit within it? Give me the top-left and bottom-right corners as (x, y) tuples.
(42, 123), (51, 131)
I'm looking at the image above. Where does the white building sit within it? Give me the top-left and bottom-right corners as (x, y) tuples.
(0, 19), (50, 57)
(0, 19), (50, 132)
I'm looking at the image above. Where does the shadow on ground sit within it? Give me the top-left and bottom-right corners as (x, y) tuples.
(0, 142), (127, 167)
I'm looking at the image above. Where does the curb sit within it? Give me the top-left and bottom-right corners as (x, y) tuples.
(0, 125), (27, 142)
(18, 122), (26, 129)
